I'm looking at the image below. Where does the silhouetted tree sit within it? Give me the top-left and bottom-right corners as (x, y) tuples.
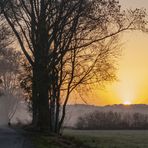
(49, 4), (147, 133)
(0, 0), (146, 132)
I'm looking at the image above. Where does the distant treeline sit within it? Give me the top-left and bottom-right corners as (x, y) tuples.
(76, 111), (148, 130)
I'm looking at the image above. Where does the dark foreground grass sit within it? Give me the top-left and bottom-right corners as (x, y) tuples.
(31, 134), (90, 148)
(31, 130), (148, 148)
(64, 129), (148, 148)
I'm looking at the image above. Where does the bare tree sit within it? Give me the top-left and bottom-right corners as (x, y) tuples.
(0, 48), (21, 95)
(0, 0), (146, 132)
(47, 2), (147, 133)
(0, 8), (21, 126)
(0, 14), (12, 51)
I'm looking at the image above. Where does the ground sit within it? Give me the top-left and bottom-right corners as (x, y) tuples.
(32, 129), (148, 148)
(0, 127), (33, 148)
(1, 127), (148, 148)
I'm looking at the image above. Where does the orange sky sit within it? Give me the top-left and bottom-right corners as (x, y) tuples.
(95, 31), (148, 105)
(72, 0), (148, 106)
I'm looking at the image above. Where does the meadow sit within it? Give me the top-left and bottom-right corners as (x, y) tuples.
(33, 129), (148, 148)
(63, 129), (148, 148)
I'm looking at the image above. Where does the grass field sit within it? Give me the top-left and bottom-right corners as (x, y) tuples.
(63, 129), (148, 148)
(32, 130), (148, 148)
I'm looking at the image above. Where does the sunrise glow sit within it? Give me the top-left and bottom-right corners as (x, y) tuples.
(123, 101), (132, 105)
(88, 31), (148, 106)
(68, 0), (148, 106)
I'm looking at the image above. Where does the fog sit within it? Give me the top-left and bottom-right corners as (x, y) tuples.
(0, 92), (17, 126)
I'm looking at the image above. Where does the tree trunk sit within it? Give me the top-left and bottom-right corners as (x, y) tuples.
(49, 68), (60, 134)
(32, 64), (50, 131)
(49, 97), (55, 132)
(32, 69), (38, 127)
(55, 99), (60, 133)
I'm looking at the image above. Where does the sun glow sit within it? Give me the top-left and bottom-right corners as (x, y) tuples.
(82, 2), (148, 106)
(123, 101), (131, 105)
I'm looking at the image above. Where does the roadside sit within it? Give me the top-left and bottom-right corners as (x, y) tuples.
(31, 133), (90, 148)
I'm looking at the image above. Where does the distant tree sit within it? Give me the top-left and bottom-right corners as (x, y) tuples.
(0, 49), (22, 126)
(0, 13), (12, 51)
(76, 111), (148, 130)
(0, 48), (21, 95)
(0, 10), (22, 125)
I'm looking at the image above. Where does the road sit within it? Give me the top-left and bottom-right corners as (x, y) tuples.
(0, 127), (33, 148)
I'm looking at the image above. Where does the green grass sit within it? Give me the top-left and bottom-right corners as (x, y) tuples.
(32, 130), (148, 148)
(64, 129), (148, 148)
(31, 133), (89, 148)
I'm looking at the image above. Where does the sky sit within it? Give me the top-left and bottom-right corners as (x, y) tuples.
(72, 0), (148, 106)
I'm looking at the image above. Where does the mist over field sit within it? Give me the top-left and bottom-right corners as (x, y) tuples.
(64, 104), (148, 127)
(13, 103), (148, 128)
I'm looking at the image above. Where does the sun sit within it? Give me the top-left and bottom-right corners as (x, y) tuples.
(123, 101), (131, 105)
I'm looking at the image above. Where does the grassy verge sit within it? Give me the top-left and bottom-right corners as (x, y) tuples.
(31, 134), (91, 148)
